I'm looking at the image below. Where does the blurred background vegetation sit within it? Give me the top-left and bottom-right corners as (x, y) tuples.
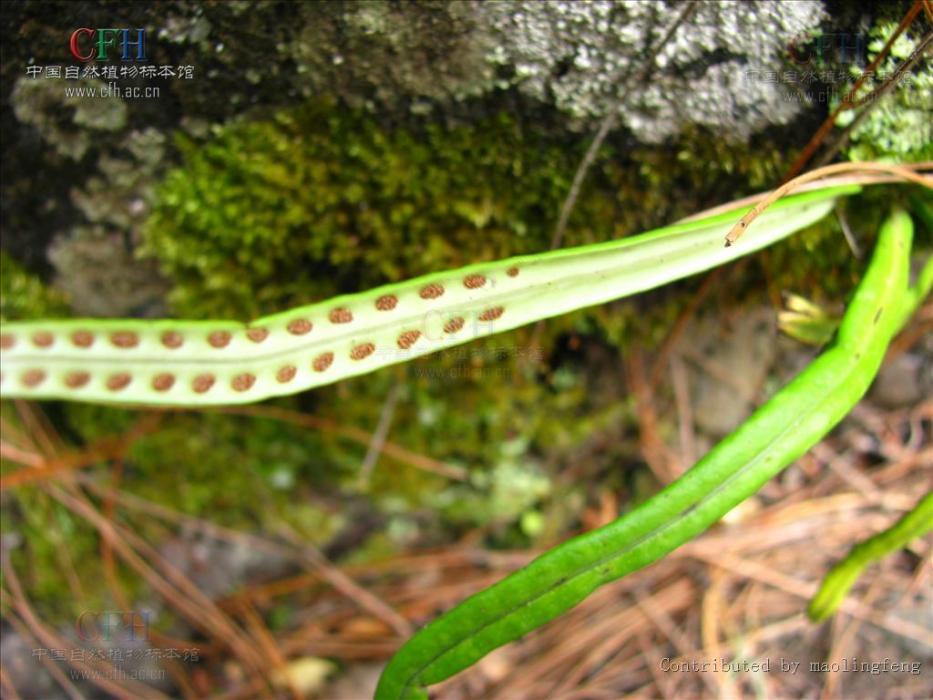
(1, 1), (930, 698)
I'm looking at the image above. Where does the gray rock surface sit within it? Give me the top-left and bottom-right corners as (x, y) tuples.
(291, 0), (826, 140)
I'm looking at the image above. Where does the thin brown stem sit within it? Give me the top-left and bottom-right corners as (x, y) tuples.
(782, 1), (926, 181)
(815, 31), (933, 168)
(726, 162), (933, 246)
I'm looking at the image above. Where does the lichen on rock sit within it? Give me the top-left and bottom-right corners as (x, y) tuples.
(480, 0), (827, 140)
(291, 0), (499, 109)
(834, 20), (933, 161)
(286, 0), (827, 141)
(48, 226), (168, 317)
(12, 77), (128, 160)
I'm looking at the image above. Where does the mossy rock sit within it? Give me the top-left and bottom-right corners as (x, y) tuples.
(141, 98), (810, 322)
(144, 100), (619, 319)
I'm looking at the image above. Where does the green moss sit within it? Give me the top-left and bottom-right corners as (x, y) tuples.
(0, 250), (70, 321)
(835, 21), (933, 162)
(142, 100), (797, 321)
(144, 102), (616, 319)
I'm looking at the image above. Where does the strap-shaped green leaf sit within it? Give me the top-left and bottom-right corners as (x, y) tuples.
(808, 490), (933, 622)
(0, 186), (856, 405)
(375, 208), (919, 699)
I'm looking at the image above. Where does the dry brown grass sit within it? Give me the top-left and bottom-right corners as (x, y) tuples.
(1, 382), (929, 699)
